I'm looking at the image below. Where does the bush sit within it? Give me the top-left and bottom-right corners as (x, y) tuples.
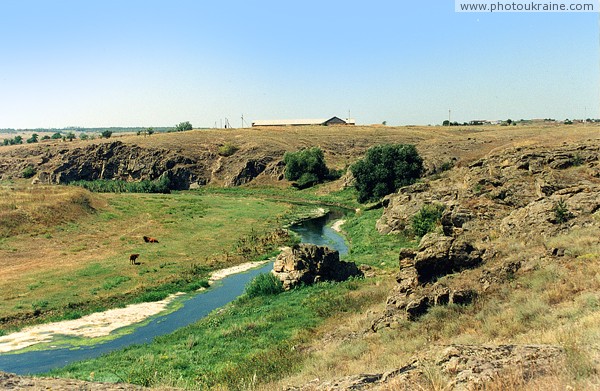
(245, 273), (284, 298)
(69, 176), (171, 193)
(100, 130), (112, 139)
(412, 203), (445, 237)
(553, 198), (571, 223)
(22, 166), (36, 179)
(217, 143), (239, 157)
(283, 147), (337, 188)
(350, 144), (423, 203)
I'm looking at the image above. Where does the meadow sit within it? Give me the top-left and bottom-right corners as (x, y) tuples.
(0, 181), (299, 330)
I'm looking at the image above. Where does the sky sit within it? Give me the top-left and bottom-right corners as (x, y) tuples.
(0, 0), (598, 128)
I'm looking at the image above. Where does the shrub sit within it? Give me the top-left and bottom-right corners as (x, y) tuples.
(175, 121), (193, 132)
(350, 144), (423, 203)
(22, 166), (36, 179)
(69, 176), (171, 193)
(283, 147), (332, 188)
(217, 143), (239, 157)
(245, 273), (283, 298)
(412, 203), (445, 237)
(553, 198), (571, 223)
(100, 130), (112, 139)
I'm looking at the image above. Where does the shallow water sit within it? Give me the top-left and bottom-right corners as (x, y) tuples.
(0, 211), (348, 375)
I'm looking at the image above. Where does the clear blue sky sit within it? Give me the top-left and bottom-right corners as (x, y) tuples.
(0, 0), (598, 128)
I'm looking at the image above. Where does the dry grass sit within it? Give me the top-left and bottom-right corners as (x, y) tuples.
(0, 183), (103, 237)
(266, 224), (600, 390)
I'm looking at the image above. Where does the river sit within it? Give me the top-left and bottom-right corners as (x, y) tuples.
(0, 211), (348, 375)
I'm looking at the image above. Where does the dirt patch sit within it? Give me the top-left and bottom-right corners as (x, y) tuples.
(0, 371), (149, 390)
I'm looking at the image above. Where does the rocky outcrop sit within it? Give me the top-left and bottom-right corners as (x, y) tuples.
(273, 244), (363, 290)
(291, 344), (564, 390)
(373, 234), (483, 328)
(29, 141), (204, 189)
(1, 140), (290, 189)
(375, 141), (600, 331)
(377, 142), (600, 237)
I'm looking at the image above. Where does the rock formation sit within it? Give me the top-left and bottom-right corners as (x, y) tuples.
(272, 244), (362, 290)
(374, 141), (600, 330)
(0, 140), (288, 189)
(289, 344), (564, 391)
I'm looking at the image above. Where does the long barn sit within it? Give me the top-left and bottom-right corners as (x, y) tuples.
(251, 116), (355, 127)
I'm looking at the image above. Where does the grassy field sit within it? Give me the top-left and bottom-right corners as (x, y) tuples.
(46, 198), (407, 389)
(0, 181), (299, 330)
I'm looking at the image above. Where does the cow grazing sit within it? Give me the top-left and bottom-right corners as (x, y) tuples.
(143, 236), (159, 243)
(129, 253), (140, 265)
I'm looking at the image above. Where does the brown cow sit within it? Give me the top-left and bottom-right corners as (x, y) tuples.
(129, 253), (140, 265)
(143, 236), (159, 243)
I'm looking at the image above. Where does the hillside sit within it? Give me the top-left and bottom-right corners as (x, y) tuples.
(0, 124), (599, 390)
(2, 124), (598, 188)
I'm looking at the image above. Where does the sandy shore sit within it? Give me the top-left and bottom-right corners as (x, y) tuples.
(0, 261), (269, 353)
(331, 219), (346, 232)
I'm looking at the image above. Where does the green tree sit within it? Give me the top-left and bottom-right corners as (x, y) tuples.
(175, 121), (193, 132)
(101, 130), (113, 138)
(51, 132), (62, 139)
(64, 132), (76, 141)
(283, 147), (331, 188)
(26, 133), (39, 143)
(350, 144), (423, 203)
(79, 133), (89, 140)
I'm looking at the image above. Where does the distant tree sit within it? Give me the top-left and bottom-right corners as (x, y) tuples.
(51, 132), (62, 140)
(64, 132), (76, 141)
(175, 121), (193, 132)
(350, 144), (423, 203)
(442, 120), (450, 126)
(79, 133), (89, 140)
(41, 135), (51, 140)
(26, 133), (39, 143)
(506, 119), (513, 125)
(101, 130), (113, 138)
(13, 135), (23, 145)
(147, 127), (154, 136)
(382, 121), (387, 126)
(283, 147), (333, 189)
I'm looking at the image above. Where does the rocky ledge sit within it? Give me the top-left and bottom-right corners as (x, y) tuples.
(273, 244), (363, 290)
(290, 344), (564, 390)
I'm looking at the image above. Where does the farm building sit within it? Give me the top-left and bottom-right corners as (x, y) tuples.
(251, 116), (355, 127)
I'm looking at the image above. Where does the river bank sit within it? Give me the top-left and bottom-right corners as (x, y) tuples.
(0, 260), (270, 354)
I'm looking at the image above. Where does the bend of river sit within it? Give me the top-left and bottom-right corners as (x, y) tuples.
(0, 211), (348, 375)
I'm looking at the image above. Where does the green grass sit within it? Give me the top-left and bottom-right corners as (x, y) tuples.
(342, 208), (415, 268)
(48, 278), (378, 390)
(0, 190), (295, 331)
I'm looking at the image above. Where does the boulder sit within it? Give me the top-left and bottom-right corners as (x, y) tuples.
(414, 233), (483, 283)
(272, 244), (362, 290)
